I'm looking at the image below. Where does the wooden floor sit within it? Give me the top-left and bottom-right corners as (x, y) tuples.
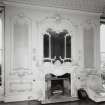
(0, 99), (105, 105)
(44, 99), (105, 105)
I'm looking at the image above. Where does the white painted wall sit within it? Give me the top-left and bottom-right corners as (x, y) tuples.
(4, 4), (101, 102)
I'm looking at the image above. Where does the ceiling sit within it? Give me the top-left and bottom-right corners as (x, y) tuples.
(2, 0), (105, 13)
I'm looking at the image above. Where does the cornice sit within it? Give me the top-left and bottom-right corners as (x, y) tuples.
(3, 0), (102, 17)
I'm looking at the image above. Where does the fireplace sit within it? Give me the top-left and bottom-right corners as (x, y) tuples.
(45, 73), (71, 100)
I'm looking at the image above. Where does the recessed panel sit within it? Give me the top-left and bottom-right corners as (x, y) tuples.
(84, 27), (94, 68)
(13, 21), (29, 69)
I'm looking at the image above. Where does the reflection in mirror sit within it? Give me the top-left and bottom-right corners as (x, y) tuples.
(44, 34), (49, 58)
(51, 31), (65, 59)
(66, 36), (71, 58)
(43, 28), (71, 63)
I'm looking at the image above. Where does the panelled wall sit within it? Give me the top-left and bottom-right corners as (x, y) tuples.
(4, 5), (100, 102)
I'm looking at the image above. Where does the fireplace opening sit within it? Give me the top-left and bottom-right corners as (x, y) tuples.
(45, 73), (71, 99)
(51, 79), (64, 95)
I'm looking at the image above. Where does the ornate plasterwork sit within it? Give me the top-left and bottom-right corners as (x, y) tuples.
(39, 13), (76, 37)
(80, 17), (99, 30)
(38, 62), (81, 102)
(38, 13), (79, 68)
(10, 12), (32, 72)
(7, 12), (34, 98)
(51, 14), (62, 25)
(9, 70), (32, 78)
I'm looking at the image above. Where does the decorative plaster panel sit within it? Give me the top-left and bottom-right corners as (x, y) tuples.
(83, 27), (94, 68)
(9, 82), (32, 93)
(11, 13), (32, 71)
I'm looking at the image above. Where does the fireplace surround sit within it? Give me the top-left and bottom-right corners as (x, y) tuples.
(39, 61), (79, 103)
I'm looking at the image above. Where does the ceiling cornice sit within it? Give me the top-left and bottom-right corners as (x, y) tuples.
(2, 0), (104, 15)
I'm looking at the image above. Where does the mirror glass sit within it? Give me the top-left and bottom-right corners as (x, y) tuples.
(66, 36), (71, 58)
(44, 34), (49, 58)
(51, 30), (65, 59)
(43, 28), (71, 62)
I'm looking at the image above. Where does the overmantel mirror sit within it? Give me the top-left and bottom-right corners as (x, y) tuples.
(43, 28), (71, 64)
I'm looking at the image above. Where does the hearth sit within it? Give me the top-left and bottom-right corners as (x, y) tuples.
(45, 73), (71, 100)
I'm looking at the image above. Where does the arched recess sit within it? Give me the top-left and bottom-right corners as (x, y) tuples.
(38, 14), (76, 64)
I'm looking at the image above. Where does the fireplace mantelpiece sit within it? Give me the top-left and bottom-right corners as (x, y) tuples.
(38, 61), (80, 103)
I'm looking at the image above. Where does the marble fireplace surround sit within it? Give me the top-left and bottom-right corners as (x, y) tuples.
(37, 61), (80, 103)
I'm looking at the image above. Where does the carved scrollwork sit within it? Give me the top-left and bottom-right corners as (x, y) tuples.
(9, 70), (33, 78)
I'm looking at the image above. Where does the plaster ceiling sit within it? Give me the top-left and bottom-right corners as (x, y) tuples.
(2, 0), (105, 13)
